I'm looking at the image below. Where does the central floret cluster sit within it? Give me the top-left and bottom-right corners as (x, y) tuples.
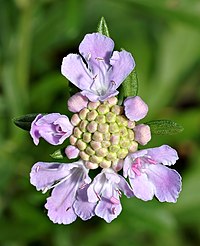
(69, 97), (138, 169)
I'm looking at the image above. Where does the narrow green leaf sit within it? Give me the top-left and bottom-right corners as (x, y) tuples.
(146, 120), (184, 135)
(50, 148), (66, 159)
(97, 17), (110, 37)
(118, 69), (138, 104)
(13, 113), (40, 131)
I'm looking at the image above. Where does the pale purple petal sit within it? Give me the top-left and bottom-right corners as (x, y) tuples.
(147, 145), (179, 166)
(30, 114), (43, 145)
(67, 92), (88, 113)
(146, 164), (182, 203)
(30, 162), (74, 191)
(81, 89), (118, 102)
(61, 54), (93, 91)
(45, 179), (77, 224)
(79, 33), (114, 68)
(129, 173), (155, 201)
(87, 173), (106, 202)
(109, 50), (135, 88)
(124, 96), (148, 121)
(73, 185), (96, 220)
(65, 145), (79, 159)
(118, 176), (134, 198)
(134, 124), (151, 145)
(95, 196), (122, 223)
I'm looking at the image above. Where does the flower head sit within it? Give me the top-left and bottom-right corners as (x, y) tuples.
(61, 33), (135, 102)
(123, 145), (182, 202)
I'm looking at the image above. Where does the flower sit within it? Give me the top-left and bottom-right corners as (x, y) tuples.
(30, 113), (73, 145)
(61, 33), (135, 102)
(30, 160), (96, 224)
(123, 145), (182, 202)
(87, 168), (134, 223)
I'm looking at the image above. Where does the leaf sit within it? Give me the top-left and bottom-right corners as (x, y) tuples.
(13, 113), (40, 131)
(97, 17), (110, 37)
(118, 69), (138, 104)
(146, 120), (184, 135)
(50, 148), (66, 159)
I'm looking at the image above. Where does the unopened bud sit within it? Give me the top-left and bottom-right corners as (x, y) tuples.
(128, 120), (135, 129)
(90, 155), (103, 164)
(98, 123), (109, 133)
(85, 161), (99, 169)
(73, 127), (82, 138)
(112, 159), (123, 172)
(87, 121), (98, 133)
(109, 123), (119, 133)
(79, 120), (88, 132)
(106, 112), (116, 123)
(96, 148), (108, 157)
(79, 108), (89, 120)
(88, 101), (100, 110)
(92, 131), (103, 142)
(90, 140), (101, 150)
(117, 149), (128, 159)
(87, 110), (98, 121)
(82, 132), (92, 143)
(120, 139), (130, 148)
(96, 115), (106, 123)
(97, 104), (109, 114)
(85, 146), (95, 155)
(116, 115), (128, 126)
(103, 133), (111, 141)
(111, 105), (123, 115)
(101, 140), (110, 148)
(100, 159), (112, 168)
(76, 139), (87, 150)
(69, 135), (77, 145)
(79, 151), (90, 161)
(119, 126), (128, 136)
(110, 134), (120, 145)
(71, 114), (81, 126)
(128, 129), (134, 140)
(129, 141), (138, 152)
(109, 145), (120, 152)
(106, 152), (117, 161)
(107, 97), (118, 106)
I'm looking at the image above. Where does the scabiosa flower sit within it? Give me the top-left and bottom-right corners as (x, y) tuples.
(61, 33), (135, 102)
(27, 31), (182, 225)
(123, 145), (182, 202)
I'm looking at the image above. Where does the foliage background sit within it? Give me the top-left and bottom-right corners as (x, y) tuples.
(1, 0), (200, 245)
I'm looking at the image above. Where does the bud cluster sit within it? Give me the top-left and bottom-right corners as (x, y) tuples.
(70, 97), (138, 169)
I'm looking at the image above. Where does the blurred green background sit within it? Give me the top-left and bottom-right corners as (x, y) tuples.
(1, 0), (200, 245)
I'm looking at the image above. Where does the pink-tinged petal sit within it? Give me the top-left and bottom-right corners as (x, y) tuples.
(73, 185), (96, 221)
(30, 162), (72, 191)
(61, 54), (93, 91)
(79, 33), (114, 68)
(124, 96), (148, 121)
(147, 145), (179, 166)
(45, 179), (77, 224)
(95, 196), (122, 223)
(129, 173), (155, 201)
(65, 145), (79, 159)
(134, 124), (151, 145)
(109, 50), (135, 88)
(67, 92), (88, 113)
(118, 176), (134, 198)
(146, 164), (182, 203)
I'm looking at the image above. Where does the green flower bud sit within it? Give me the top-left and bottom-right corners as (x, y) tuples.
(129, 141), (138, 152)
(79, 151), (90, 161)
(99, 159), (112, 168)
(85, 146), (95, 155)
(69, 135), (77, 145)
(92, 131), (103, 142)
(128, 129), (134, 140)
(120, 139), (131, 148)
(117, 149), (128, 159)
(111, 105), (123, 115)
(79, 120), (88, 132)
(90, 140), (101, 150)
(88, 101), (100, 110)
(79, 108), (89, 120)
(109, 123), (119, 133)
(119, 126), (128, 137)
(107, 97), (118, 106)
(96, 148), (108, 157)
(106, 112), (116, 123)
(73, 127), (82, 138)
(87, 110), (98, 121)
(82, 132), (92, 143)
(106, 152), (117, 161)
(110, 134), (120, 145)
(116, 115), (128, 126)
(109, 144), (120, 152)
(89, 155), (103, 164)
(101, 140), (110, 148)
(76, 139), (87, 150)
(98, 123), (109, 133)
(71, 114), (81, 126)
(103, 133), (111, 141)
(97, 104), (109, 114)
(87, 121), (98, 133)
(96, 115), (106, 123)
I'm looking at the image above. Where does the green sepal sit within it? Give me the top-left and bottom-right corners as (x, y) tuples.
(97, 17), (110, 37)
(13, 113), (42, 131)
(50, 148), (66, 159)
(118, 69), (138, 105)
(146, 120), (184, 135)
